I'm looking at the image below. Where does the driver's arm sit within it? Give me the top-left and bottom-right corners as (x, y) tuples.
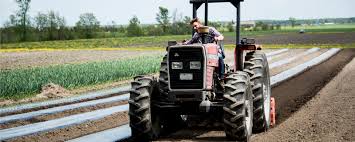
(210, 27), (224, 41)
(184, 32), (199, 44)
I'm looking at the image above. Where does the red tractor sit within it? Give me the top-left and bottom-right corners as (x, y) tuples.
(129, 0), (274, 141)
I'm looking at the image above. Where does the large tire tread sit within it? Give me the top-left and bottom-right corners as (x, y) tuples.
(223, 71), (253, 142)
(159, 54), (170, 102)
(129, 76), (157, 141)
(245, 51), (271, 133)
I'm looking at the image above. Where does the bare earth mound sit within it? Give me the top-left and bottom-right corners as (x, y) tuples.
(38, 83), (71, 99)
(253, 57), (355, 142)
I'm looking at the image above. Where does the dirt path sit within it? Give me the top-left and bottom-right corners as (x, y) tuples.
(253, 55), (355, 142)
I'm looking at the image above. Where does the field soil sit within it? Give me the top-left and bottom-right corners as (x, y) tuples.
(0, 50), (164, 70)
(2, 32), (355, 70)
(225, 32), (355, 44)
(253, 56), (355, 142)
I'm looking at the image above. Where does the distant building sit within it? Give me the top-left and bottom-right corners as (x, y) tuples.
(241, 21), (256, 28)
(232, 21), (256, 28)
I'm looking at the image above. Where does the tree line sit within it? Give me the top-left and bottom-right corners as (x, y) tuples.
(1, 0), (355, 44)
(0, 1), (194, 43)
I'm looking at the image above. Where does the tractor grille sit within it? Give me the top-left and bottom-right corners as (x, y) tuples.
(169, 47), (204, 89)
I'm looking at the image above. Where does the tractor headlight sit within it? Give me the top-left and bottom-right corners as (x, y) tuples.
(190, 61), (201, 69)
(172, 62), (183, 69)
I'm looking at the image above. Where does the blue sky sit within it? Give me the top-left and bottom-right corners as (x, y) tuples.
(1, 0), (354, 26)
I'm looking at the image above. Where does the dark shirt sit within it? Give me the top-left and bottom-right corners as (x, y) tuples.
(186, 27), (222, 44)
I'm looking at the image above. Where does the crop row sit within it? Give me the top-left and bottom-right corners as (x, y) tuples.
(0, 56), (162, 99)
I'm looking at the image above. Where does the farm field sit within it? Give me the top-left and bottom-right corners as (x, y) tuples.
(0, 25), (355, 142)
(1, 29), (355, 101)
(0, 48), (354, 142)
(1, 0), (355, 140)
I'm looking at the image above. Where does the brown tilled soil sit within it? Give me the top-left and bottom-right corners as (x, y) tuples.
(253, 55), (355, 142)
(146, 49), (355, 142)
(1, 32), (355, 70)
(0, 50), (164, 70)
(225, 32), (355, 44)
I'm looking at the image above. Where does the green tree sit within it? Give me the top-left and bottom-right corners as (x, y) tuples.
(209, 21), (222, 30)
(48, 11), (59, 40)
(34, 12), (47, 31)
(75, 13), (100, 38)
(276, 24), (281, 30)
(7, 14), (18, 27)
(1, 15), (19, 43)
(118, 25), (126, 33)
(156, 6), (170, 34)
(289, 17), (297, 28)
(261, 24), (269, 30)
(226, 22), (234, 32)
(56, 14), (66, 40)
(145, 25), (163, 36)
(34, 12), (48, 40)
(126, 16), (143, 37)
(171, 9), (179, 34)
(183, 16), (192, 34)
(15, 0), (31, 41)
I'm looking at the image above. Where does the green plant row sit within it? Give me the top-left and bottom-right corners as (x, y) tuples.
(0, 56), (162, 99)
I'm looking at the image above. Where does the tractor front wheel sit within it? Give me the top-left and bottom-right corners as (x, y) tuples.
(129, 76), (161, 141)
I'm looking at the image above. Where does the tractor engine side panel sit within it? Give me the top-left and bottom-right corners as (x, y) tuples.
(205, 43), (219, 90)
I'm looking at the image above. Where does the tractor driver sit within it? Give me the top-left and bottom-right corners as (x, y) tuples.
(184, 18), (226, 79)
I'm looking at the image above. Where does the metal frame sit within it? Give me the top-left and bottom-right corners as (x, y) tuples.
(190, 0), (245, 71)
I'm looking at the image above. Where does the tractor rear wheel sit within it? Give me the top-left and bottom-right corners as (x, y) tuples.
(244, 51), (271, 133)
(129, 76), (161, 141)
(223, 71), (253, 142)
